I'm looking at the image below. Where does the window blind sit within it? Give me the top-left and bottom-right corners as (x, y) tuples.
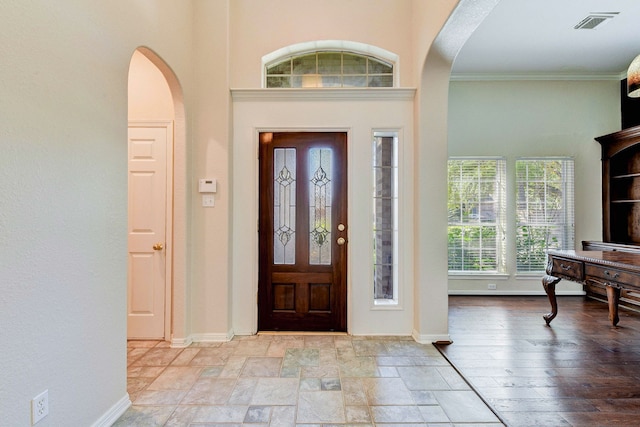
(447, 158), (506, 272)
(516, 158), (575, 273)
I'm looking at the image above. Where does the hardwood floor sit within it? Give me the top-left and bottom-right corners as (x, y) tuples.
(438, 295), (640, 427)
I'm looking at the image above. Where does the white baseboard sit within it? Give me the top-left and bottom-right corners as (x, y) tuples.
(91, 394), (131, 427)
(171, 331), (235, 347)
(412, 330), (452, 345)
(189, 331), (234, 343)
(171, 336), (193, 348)
(233, 329), (258, 336)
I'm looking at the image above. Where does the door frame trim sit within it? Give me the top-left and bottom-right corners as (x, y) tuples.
(128, 120), (174, 340)
(254, 127), (351, 334)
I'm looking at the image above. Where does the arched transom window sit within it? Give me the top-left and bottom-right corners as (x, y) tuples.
(266, 51), (394, 88)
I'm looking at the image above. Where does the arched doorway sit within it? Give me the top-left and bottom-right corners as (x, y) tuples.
(411, 0), (499, 342)
(127, 47), (187, 343)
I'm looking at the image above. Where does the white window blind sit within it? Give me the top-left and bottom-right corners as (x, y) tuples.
(447, 158), (506, 272)
(516, 158), (575, 273)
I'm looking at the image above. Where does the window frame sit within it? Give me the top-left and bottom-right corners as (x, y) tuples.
(447, 157), (507, 274)
(264, 50), (395, 89)
(515, 157), (575, 274)
(372, 131), (400, 306)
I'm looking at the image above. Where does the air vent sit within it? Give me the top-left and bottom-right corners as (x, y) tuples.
(574, 12), (619, 29)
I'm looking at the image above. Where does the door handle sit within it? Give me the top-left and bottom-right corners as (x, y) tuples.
(153, 243), (164, 251)
(337, 237), (346, 245)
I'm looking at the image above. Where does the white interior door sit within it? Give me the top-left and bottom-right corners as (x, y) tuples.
(127, 122), (173, 339)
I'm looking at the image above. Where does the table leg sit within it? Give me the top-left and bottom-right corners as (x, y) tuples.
(605, 285), (621, 326)
(542, 275), (561, 326)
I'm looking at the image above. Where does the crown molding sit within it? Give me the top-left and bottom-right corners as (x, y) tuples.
(231, 88), (416, 101)
(450, 72), (624, 82)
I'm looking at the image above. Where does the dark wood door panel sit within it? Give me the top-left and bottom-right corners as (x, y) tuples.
(272, 272), (333, 283)
(258, 132), (347, 331)
(271, 282), (332, 312)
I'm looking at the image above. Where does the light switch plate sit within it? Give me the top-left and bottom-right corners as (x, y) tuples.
(202, 194), (215, 207)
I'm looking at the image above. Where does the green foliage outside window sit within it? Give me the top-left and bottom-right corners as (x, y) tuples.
(516, 226), (559, 272)
(516, 159), (574, 273)
(447, 157), (573, 274)
(448, 225), (497, 271)
(447, 159), (503, 272)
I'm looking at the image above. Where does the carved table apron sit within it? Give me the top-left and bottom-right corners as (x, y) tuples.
(543, 249), (640, 326)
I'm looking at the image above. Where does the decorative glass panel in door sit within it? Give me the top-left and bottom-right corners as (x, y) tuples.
(309, 147), (332, 265)
(273, 148), (296, 265)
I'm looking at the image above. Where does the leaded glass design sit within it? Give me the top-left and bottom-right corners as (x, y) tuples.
(274, 148), (296, 264)
(266, 51), (394, 88)
(309, 148), (333, 265)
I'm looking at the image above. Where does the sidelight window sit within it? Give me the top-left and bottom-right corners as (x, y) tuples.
(373, 132), (399, 304)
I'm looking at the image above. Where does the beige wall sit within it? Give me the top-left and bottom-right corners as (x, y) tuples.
(189, 0), (233, 340)
(229, 0), (416, 88)
(447, 79), (620, 294)
(0, 1), (194, 425)
(411, 0), (463, 341)
(128, 50), (175, 121)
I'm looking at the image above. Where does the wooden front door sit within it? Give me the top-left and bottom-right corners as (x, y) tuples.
(259, 132), (347, 331)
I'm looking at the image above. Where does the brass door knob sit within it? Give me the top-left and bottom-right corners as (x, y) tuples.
(337, 237), (346, 245)
(153, 243), (164, 251)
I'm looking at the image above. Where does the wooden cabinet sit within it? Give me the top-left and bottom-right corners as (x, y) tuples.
(597, 126), (640, 244)
(545, 127), (640, 323)
(574, 127), (640, 313)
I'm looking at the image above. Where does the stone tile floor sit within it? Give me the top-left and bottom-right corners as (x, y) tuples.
(115, 334), (503, 426)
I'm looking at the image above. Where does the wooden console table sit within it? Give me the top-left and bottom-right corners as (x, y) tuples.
(543, 249), (640, 326)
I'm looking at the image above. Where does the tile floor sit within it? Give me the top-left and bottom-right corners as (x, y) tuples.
(115, 334), (503, 426)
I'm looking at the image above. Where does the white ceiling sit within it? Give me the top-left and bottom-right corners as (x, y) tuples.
(450, 0), (640, 79)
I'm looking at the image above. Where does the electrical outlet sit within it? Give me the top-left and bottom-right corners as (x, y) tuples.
(488, 283), (497, 290)
(31, 390), (49, 425)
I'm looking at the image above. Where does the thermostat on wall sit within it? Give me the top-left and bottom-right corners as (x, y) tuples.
(198, 178), (217, 193)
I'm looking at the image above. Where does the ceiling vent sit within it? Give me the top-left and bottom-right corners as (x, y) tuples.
(574, 12), (619, 29)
